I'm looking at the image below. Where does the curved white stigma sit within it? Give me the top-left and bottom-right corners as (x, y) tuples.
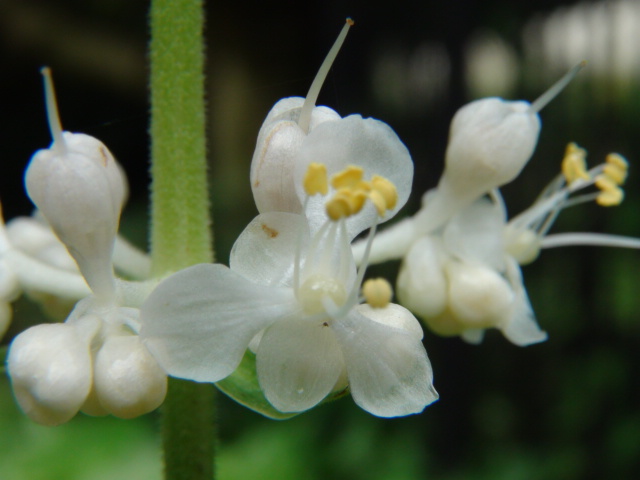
(40, 67), (66, 152)
(298, 18), (354, 133)
(529, 61), (586, 114)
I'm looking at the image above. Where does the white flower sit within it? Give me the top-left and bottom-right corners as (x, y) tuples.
(141, 121), (438, 417)
(7, 69), (162, 425)
(394, 143), (638, 345)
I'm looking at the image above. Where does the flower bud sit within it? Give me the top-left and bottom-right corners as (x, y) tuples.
(7, 321), (97, 426)
(25, 69), (127, 299)
(445, 260), (514, 328)
(416, 99), (540, 233)
(93, 335), (167, 419)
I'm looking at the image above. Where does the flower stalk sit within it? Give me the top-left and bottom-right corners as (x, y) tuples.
(149, 0), (216, 478)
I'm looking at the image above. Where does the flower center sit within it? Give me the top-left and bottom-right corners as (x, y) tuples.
(298, 274), (347, 315)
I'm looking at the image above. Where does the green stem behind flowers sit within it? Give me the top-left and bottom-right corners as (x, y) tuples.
(150, 1), (216, 479)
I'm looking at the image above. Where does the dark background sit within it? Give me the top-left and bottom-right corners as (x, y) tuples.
(1, 1), (639, 478)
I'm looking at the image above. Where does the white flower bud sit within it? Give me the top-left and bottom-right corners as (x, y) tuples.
(416, 99), (540, 233)
(7, 321), (98, 426)
(445, 260), (514, 329)
(24, 69), (127, 299)
(445, 98), (540, 193)
(417, 63), (585, 233)
(93, 335), (167, 419)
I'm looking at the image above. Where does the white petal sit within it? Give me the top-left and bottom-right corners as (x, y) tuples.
(460, 328), (485, 344)
(300, 219), (357, 293)
(7, 321), (98, 425)
(333, 311), (438, 417)
(250, 98), (341, 214)
(140, 264), (298, 383)
(444, 198), (506, 270)
(445, 260), (514, 328)
(500, 258), (547, 346)
(257, 318), (343, 413)
(230, 212), (308, 287)
(354, 303), (424, 340)
(396, 236), (448, 319)
(295, 115), (413, 239)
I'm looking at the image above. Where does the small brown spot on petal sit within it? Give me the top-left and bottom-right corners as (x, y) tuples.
(99, 146), (109, 166)
(261, 223), (278, 238)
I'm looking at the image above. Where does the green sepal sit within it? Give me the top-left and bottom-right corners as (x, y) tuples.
(215, 350), (350, 420)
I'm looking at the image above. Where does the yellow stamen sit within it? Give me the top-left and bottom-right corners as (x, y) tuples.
(595, 174), (624, 206)
(561, 142), (590, 184)
(603, 153), (628, 185)
(369, 190), (387, 216)
(304, 163), (328, 196)
(323, 167), (399, 220)
(345, 189), (368, 215)
(362, 278), (393, 308)
(370, 175), (398, 211)
(331, 166), (364, 189)
(326, 194), (352, 220)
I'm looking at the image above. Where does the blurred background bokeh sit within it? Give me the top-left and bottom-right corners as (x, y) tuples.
(1, 0), (639, 478)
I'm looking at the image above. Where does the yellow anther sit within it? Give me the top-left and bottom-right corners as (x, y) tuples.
(606, 152), (628, 171)
(369, 190), (387, 216)
(303, 163), (329, 196)
(595, 174), (624, 206)
(326, 194), (352, 220)
(370, 175), (398, 211)
(561, 142), (590, 184)
(345, 189), (368, 215)
(331, 165), (364, 190)
(362, 278), (393, 309)
(603, 153), (628, 185)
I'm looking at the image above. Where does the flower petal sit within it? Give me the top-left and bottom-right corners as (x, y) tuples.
(444, 198), (506, 270)
(257, 318), (343, 413)
(230, 212), (308, 287)
(250, 97), (341, 214)
(500, 258), (547, 346)
(333, 311), (438, 417)
(295, 115), (413, 239)
(140, 264), (298, 383)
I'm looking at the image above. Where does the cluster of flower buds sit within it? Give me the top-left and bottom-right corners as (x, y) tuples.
(5, 68), (162, 426)
(354, 63), (639, 346)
